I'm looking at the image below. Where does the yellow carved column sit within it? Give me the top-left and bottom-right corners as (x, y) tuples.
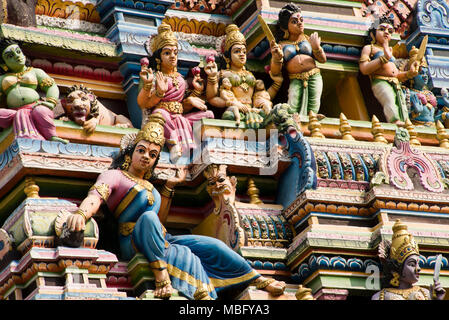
(24, 177), (40, 198)
(336, 75), (369, 121)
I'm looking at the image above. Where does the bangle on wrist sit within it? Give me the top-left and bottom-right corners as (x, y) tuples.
(312, 47), (323, 55)
(208, 76), (218, 84)
(155, 90), (165, 98)
(379, 56), (389, 64)
(75, 208), (88, 222)
(143, 83), (153, 92)
(190, 89), (202, 98)
(46, 97), (58, 105)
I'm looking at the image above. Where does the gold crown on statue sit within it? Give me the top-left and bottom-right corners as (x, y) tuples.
(223, 24), (246, 53)
(120, 113), (166, 151)
(389, 220), (420, 264)
(148, 23), (178, 55)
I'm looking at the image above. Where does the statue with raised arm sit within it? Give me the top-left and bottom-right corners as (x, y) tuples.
(66, 113), (286, 300)
(359, 16), (419, 126)
(372, 220), (446, 300)
(403, 47), (436, 127)
(204, 24), (283, 129)
(0, 40), (67, 143)
(271, 3), (326, 116)
(137, 23), (214, 162)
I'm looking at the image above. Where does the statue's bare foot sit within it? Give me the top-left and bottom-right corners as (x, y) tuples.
(254, 276), (286, 296)
(394, 120), (405, 127)
(153, 269), (173, 299)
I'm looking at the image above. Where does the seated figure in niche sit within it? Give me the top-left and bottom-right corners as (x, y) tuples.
(204, 24), (284, 129)
(271, 3), (326, 117)
(435, 87), (449, 128)
(0, 40), (67, 143)
(359, 16), (419, 126)
(66, 113), (286, 300)
(372, 220), (446, 300)
(60, 84), (133, 134)
(137, 23), (214, 162)
(219, 77), (241, 125)
(402, 48), (436, 127)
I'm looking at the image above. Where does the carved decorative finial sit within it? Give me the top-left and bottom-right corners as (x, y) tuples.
(308, 110), (325, 138)
(405, 118), (421, 146)
(339, 113), (355, 141)
(247, 178), (263, 204)
(24, 177), (39, 198)
(436, 120), (449, 149)
(371, 115), (388, 143)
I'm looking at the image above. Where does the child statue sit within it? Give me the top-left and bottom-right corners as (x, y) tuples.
(359, 16), (419, 126)
(220, 77), (241, 125)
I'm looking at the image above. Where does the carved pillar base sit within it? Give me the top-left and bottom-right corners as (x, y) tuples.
(314, 288), (349, 300)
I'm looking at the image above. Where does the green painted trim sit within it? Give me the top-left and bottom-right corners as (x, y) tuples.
(55, 120), (138, 135)
(240, 247), (287, 260)
(293, 0), (363, 8)
(0, 24), (117, 57)
(232, 0), (254, 20)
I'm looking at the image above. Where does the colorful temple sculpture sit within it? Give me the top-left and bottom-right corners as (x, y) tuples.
(0, 0), (448, 301)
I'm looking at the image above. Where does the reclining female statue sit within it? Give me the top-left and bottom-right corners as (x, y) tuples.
(66, 113), (286, 300)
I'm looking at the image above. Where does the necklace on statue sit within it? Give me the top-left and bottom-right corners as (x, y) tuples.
(163, 72), (179, 90)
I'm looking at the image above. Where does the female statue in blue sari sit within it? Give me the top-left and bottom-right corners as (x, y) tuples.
(66, 112), (286, 299)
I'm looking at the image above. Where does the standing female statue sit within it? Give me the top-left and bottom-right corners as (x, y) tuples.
(137, 23), (214, 162)
(66, 113), (286, 300)
(359, 16), (419, 126)
(372, 220), (446, 300)
(204, 24), (284, 129)
(271, 3), (326, 116)
(0, 40), (67, 143)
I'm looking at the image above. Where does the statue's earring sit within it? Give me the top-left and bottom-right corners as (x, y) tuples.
(144, 169), (153, 180)
(0, 64), (8, 72)
(283, 29), (289, 40)
(370, 32), (376, 44)
(224, 57), (230, 69)
(155, 58), (161, 71)
(121, 155), (131, 171)
(390, 272), (400, 287)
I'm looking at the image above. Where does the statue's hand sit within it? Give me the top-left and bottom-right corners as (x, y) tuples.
(192, 74), (204, 92)
(309, 32), (321, 50)
(382, 41), (393, 61)
(270, 40), (283, 61)
(430, 281), (446, 300)
(204, 61), (218, 78)
(156, 71), (169, 96)
(408, 60), (420, 79)
(66, 212), (86, 232)
(140, 67), (154, 85)
(185, 96), (207, 111)
(36, 100), (55, 110)
(166, 167), (188, 188)
(237, 102), (249, 114)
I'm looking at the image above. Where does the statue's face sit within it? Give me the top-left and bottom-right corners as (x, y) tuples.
(130, 140), (160, 175)
(400, 254), (421, 286)
(287, 12), (304, 35)
(375, 23), (394, 44)
(413, 66), (429, 88)
(160, 45), (178, 70)
(230, 44), (247, 68)
(2, 44), (26, 71)
(205, 167), (236, 198)
(64, 90), (93, 125)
